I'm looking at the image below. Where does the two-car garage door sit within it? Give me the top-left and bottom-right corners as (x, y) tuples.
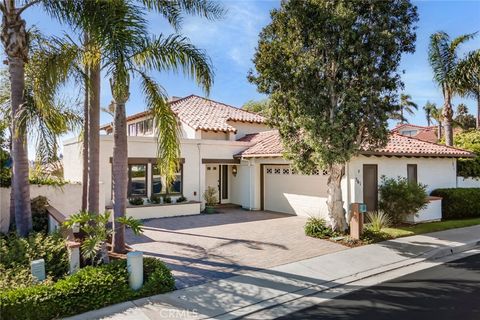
(263, 165), (329, 217)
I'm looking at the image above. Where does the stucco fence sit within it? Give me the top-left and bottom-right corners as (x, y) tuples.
(457, 176), (480, 188)
(0, 183), (105, 234)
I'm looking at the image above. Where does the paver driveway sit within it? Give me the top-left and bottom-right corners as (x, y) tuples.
(126, 209), (346, 288)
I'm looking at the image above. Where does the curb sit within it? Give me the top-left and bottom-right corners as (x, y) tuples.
(214, 239), (480, 320)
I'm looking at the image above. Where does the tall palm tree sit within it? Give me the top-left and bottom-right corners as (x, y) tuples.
(423, 101), (437, 126)
(431, 106), (444, 139)
(104, 3), (218, 253)
(390, 94), (417, 123)
(456, 50), (480, 129)
(399, 94), (418, 123)
(428, 31), (476, 146)
(0, 0), (118, 235)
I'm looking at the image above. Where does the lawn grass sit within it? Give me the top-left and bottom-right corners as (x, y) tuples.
(381, 217), (480, 239)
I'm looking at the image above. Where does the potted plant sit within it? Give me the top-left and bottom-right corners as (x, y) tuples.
(203, 186), (218, 214)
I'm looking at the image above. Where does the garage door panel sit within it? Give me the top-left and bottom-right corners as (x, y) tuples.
(264, 165), (329, 218)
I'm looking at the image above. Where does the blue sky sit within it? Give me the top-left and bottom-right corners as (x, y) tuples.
(20, 0), (480, 129)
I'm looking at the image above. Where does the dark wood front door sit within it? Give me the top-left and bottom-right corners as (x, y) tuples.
(363, 164), (378, 212)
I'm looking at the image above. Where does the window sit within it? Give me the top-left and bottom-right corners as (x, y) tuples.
(407, 164), (417, 184)
(136, 121), (144, 135)
(145, 119), (153, 134)
(401, 130), (417, 137)
(152, 164), (182, 195)
(128, 124), (137, 136)
(128, 164), (147, 197)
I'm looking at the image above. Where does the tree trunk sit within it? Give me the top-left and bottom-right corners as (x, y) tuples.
(112, 100), (127, 254)
(2, 12), (32, 236)
(476, 93), (480, 130)
(82, 69), (89, 211)
(87, 63), (100, 214)
(442, 95), (454, 146)
(437, 124), (442, 141)
(326, 163), (347, 232)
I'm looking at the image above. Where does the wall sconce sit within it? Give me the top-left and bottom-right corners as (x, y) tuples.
(232, 165), (238, 177)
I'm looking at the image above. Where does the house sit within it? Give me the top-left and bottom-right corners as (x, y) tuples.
(62, 95), (475, 222)
(392, 124), (439, 143)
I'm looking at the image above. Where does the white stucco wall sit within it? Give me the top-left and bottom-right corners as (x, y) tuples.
(63, 135), (252, 209)
(405, 198), (442, 223)
(347, 155), (457, 203)
(0, 184), (105, 233)
(201, 131), (229, 140)
(229, 121), (270, 140)
(457, 177), (480, 188)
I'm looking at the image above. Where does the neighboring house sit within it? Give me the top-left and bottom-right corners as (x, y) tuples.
(392, 124), (439, 143)
(62, 95), (475, 222)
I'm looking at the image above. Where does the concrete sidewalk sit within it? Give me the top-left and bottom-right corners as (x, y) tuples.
(65, 225), (480, 320)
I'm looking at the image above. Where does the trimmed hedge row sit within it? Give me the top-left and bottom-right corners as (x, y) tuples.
(0, 257), (175, 320)
(431, 188), (480, 219)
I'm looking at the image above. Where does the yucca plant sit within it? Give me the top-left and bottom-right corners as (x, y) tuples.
(365, 211), (391, 233)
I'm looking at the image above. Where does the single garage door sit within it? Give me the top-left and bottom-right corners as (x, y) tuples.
(263, 165), (329, 217)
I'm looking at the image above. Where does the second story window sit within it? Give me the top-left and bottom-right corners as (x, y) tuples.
(128, 119), (154, 136)
(128, 124), (137, 136)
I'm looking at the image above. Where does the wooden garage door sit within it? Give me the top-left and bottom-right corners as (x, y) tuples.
(263, 165), (328, 216)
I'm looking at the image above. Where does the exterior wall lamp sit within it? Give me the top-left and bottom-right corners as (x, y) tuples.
(232, 165), (238, 177)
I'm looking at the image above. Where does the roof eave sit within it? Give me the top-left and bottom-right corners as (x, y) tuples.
(359, 151), (475, 158)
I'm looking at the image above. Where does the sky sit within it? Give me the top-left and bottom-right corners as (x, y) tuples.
(14, 0), (480, 156)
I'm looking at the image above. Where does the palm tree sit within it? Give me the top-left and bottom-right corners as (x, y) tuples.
(104, 3), (219, 253)
(456, 50), (480, 129)
(431, 106), (444, 139)
(423, 101), (437, 126)
(0, 0), (119, 235)
(390, 94), (417, 123)
(0, 37), (81, 231)
(428, 31), (476, 146)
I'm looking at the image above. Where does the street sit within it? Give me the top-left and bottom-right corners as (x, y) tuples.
(278, 253), (480, 320)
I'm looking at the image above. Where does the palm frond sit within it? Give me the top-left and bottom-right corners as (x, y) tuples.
(133, 34), (213, 94)
(138, 72), (180, 185)
(140, 0), (225, 30)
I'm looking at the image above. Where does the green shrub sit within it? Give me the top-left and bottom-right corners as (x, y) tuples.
(304, 217), (336, 238)
(137, 257), (176, 297)
(150, 194), (161, 204)
(129, 197), (144, 205)
(176, 195), (187, 203)
(31, 196), (49, 233)
(163, 195), (172, 204)
(365, 211), (391, 232)
(0, 258), (175, 320)
(379, 176), (428, 225)
(0, 232), (69, 290)
(457, 158), (480, 178)
(431, 188), (480, 219)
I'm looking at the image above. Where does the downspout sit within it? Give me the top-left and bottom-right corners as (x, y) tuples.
(197, 143), (201, 202)
(345, 161), (351, 225)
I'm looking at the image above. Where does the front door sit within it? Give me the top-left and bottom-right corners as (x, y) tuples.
(205, 164), (220, 204)
(363, 164), (378, 212)
(220, 165), (229, 203)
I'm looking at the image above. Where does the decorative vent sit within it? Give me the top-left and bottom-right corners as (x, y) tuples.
(322, 170), (328, 176)
(312, 169), (320, 175)
(274, 168), (281, 174)
(266, 168), (273, 174)
(283, 168), (290, 175)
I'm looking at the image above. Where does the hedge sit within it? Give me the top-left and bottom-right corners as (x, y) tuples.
(431, 188), (480, 219)
(0, 257), (175, 320)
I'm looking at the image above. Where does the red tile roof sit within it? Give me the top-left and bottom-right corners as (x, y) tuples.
(236, 130), (475, 158)
(101, 95), (265, 133)
(237, 130), (283, 157)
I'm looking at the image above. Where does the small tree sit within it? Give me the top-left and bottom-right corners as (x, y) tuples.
(242, 99), (270, 116)
(249, 0), (418, 231)
(378, 176), (428, 225)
